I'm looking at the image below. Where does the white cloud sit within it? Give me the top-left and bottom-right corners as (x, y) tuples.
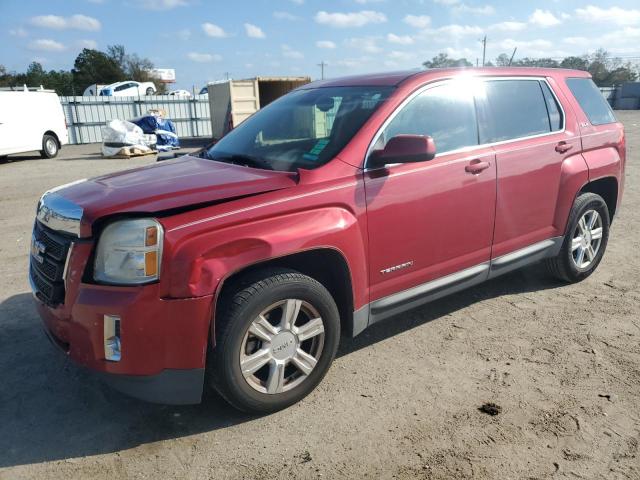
(489, 21), (527, 32)
(387, 33), (414, 45)
(290, 0), (304, 4)
(403, 14), (431, 28)
(529, 9), (561, 27)
(563, 36), (588, 46)
(315, 10), (387, 28)
(281, 44), (304, 59)
(273, 11), (298, 20)
(500, 38), (553, 50)
(202, 22), (227, 37)
(437, 24), (483, 36)
(345, 36), (381, 53)
(316, 40), (336, 49)
(575, 5), (640, 26)
(132, 0), (188, 10)
(453, 4), (495, 15)
(187, 52), (222, 62)
(354, 0), (386, 3)
(87, 0), (105, 3)
(9, 27), (28, 37)
(244, 23), (266, 38)
(28, 39), (65, 52)
(336, 56), (372, 69)
(77, 39), (97, 49)
(30, 14), (101, 31)
(433, 0), (459, 5)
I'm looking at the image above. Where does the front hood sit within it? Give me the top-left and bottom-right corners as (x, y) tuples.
(52, 155), (297, 233)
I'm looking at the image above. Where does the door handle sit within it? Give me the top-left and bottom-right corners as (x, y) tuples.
(555, 142), (573, 153)
(465, 160), (491, 174)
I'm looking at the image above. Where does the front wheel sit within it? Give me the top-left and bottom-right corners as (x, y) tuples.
(209, 269), (340, 413)
(40, 134), (59, 159)
(546, 192), (610, 282)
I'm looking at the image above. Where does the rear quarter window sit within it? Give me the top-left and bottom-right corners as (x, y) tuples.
(566, 78), (617, 126)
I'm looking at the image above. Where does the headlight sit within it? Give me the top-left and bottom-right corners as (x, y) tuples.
(94, 218), (163, 284)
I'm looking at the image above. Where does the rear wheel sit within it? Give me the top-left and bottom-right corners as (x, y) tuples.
(546, 192), (610, 282)
(40, 134), (59, 159)
(145, 87), (155, 95)
(209, 269), (340, 413)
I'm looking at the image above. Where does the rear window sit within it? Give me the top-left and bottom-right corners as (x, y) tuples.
(479, 80), (552, 143)
(566, 78), (616, 126)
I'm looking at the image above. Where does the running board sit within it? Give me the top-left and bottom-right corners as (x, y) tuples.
(352, 236), (564, 336)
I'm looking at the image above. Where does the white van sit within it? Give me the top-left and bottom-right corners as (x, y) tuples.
(0, 88), (68, 158)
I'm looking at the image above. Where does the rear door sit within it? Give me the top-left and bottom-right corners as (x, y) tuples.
(476, 78), (580, 258)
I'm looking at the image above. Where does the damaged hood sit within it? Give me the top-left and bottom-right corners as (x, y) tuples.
(55, 155), (298, 228)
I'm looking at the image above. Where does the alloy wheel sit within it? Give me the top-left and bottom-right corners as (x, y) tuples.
(571, 209), (603, 269)
(240, 299), (325, 394)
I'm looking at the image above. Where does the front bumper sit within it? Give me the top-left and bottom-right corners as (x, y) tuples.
(34, 280), (213, 405)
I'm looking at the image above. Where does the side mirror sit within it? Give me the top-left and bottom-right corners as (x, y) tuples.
(368, 134), (436, 169)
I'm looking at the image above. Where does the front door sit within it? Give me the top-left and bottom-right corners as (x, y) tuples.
(364, 81), (497, 314)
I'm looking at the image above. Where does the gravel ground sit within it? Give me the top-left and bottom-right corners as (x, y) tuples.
(1, 116), (639, 480)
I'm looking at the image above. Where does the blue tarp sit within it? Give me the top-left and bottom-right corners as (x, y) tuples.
(131, 115), (180, 149)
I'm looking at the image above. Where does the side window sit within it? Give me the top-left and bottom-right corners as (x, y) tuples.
(114, 83), (130, 92)
(540, 81), (563, 131)
(375, 83), (478, 154)
(479, 80), (551, 143)
(566, 78), (617, 126)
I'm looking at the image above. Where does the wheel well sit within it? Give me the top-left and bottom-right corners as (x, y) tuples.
(216, 249), (354, 337)
(43, 131), (60, 147)
(580, 177), (618, 221)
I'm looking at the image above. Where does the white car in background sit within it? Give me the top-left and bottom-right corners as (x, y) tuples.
(168, 89), (192, 97)
(99, 81), (157, 97)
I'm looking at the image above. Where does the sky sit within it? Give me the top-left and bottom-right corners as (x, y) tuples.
(1, 0), (639, 91)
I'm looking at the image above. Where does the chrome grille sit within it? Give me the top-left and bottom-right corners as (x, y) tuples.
(30, 221), (73, 306)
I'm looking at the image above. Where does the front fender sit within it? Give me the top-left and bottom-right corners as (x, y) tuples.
(164, 207), (367, 304)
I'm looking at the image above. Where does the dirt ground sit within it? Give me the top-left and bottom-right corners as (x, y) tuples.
(1, 117), (639, 480)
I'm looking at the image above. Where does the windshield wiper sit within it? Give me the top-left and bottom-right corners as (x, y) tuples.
(205, 153), (274, 170)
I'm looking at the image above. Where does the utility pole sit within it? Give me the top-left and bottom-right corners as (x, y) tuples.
(508, 47), (517, 66)
(481, 35), (487, 67)
(317, 61), (327, 80)
(224, 72), (230, 81)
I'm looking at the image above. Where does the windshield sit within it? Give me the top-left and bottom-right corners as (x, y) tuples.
(205, 86), (394, 171)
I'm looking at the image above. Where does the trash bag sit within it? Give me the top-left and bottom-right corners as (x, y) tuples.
(101, 119), (153, 157)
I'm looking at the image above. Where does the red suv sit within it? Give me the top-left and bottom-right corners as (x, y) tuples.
(31, 68), (625, 413)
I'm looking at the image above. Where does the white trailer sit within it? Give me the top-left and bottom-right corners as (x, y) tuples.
(207, 76), (310, 140)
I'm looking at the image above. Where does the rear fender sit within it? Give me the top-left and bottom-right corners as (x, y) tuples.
(553, 153), (589, 234)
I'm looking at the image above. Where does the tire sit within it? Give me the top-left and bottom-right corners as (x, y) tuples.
(40, 134), (59, 159)
(145, 87), (155, 95)
(208, 268), (340, 413)
(546, 192), (610, 283)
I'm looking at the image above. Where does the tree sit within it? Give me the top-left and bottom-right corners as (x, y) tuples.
(107, 44), (167, 93)
(495, 53), (511, 66)
(72, 48), (125, 91)
(512, 57), (559, 68)
(560, 56), (589, 71)
(423, 53), (472, 69)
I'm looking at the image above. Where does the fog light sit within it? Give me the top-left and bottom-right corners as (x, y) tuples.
(104, 314), (121, 361)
